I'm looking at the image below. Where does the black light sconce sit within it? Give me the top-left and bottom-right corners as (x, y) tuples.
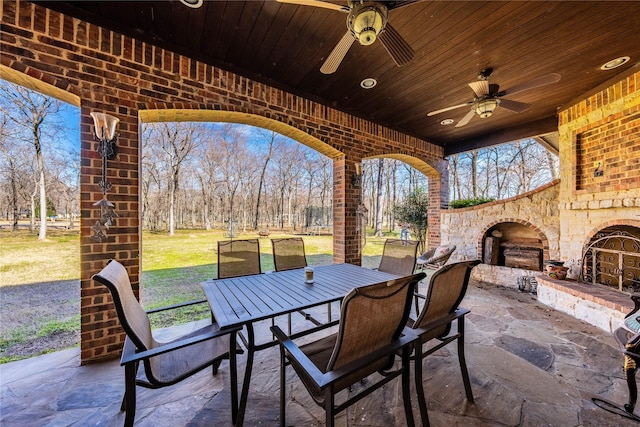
(594, 162), (604, 177)
(90, 112), (119, 242)
(351, 162), (362, 187)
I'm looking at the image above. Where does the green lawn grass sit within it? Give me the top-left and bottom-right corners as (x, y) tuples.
(1, 226), (397, 361)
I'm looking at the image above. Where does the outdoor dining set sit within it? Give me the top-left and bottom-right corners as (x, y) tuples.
(93, 237), (478, 426)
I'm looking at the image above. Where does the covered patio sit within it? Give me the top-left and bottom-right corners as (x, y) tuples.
(2, 1), (640, 425)
(1, 278), (635, 426)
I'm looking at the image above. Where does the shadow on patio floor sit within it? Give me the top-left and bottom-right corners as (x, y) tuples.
(1, 280), (637, 426)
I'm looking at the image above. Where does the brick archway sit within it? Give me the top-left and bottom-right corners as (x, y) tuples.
(3, 2), (447, 362)
(584, 219), (640, 243)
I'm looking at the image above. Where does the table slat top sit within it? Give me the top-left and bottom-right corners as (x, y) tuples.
(201, 263), (399, 329)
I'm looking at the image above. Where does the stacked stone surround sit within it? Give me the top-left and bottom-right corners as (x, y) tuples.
(441, 180), (560, 265)
(1, 1), (447, 362)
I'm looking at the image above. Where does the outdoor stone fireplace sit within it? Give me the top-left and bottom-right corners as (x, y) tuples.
(441, 71), (640, 333)
(483, 222), (545, 271)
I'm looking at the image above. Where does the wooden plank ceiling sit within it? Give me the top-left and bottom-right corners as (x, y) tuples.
(34, 0), (640, 155)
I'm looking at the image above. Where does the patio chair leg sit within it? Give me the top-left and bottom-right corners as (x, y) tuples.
(623, 352), (639, 413)
(413, 342), (430, 427)
(401, 347), (416, 427)
(325, 388), (335, 427)
(457, 318), (474, 403)
(279, 345), (286, 427)
(212, 359), (221, 375)
(123, 362), (137, 427)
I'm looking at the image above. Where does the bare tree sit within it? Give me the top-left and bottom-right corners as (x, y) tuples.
(0, 81), (63, 240)
(145, 122), (202, 235)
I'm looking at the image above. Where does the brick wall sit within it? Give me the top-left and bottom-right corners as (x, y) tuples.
(1, 0), (446, 362)
(558, 70), (640, 261)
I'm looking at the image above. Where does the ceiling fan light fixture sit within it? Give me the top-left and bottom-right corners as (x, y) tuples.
(600, 56), (630, 70)
(474, 98), (500, 118)
(349, 4), (388, 46)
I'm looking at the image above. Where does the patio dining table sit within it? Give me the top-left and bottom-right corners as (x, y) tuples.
(201, 263), (400, 426)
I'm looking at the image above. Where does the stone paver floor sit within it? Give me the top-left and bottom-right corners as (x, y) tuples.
(1, 280), (638, 426)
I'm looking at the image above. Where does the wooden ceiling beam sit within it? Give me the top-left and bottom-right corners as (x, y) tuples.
(443, 116), (558, 157)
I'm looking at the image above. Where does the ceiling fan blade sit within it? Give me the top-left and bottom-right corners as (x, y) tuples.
(468, 80), (489, 97)
(320, 31), (355, 74)
(455, 109), (476, 127)
(427, 102), (473, 116)
(499, 98), (531, 113)
(378, 23), (414, 67)
(502, 73), (561, 96)
(387, 1), (424, 11)
(276, 0), (350, 12)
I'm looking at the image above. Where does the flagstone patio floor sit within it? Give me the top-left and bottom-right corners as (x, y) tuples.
(1, 279), (638, 426)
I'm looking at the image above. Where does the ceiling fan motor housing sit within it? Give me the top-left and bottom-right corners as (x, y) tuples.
(348, 2), (388, 46)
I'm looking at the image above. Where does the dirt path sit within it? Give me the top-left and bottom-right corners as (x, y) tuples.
(0, 280), (80, 360)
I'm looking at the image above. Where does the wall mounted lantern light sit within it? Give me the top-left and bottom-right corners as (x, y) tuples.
(351, 162), (362, 187)
(90, 112), (119, 242)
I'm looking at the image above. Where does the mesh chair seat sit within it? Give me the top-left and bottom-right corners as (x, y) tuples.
(377, 238), (419, 276)
(217, 239), (261, 279)
(271, 237), (307, 272)
(271, 272), (426, 426)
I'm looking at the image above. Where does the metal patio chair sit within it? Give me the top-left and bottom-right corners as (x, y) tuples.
(271, 237), (307, 272)
(408, 259), (481, 425)
(92, 259), (240, 427)
(217, 238), (262, 279)
(377, 238), (420, 276)
(271, 272), (426, 427)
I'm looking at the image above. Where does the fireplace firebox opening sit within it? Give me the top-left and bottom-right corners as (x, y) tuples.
(483, 221), (545, 271)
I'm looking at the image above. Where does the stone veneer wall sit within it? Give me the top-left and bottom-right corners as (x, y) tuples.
(441, 180), (560, 286)
(1, 0), (447, 363)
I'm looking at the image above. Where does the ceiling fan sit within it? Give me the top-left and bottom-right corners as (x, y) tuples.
(427, 68), (561, 127)
(277, 0), (415, 74)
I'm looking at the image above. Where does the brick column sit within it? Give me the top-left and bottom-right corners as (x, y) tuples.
(427, 160), (449, 247)
(332, 158), (362, 265)
(79, 105), (140, 363)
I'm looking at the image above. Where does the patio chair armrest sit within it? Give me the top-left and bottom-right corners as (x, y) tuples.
(625, 294), (640, 320)
(271, 325), (418, 389)
(411, 308), (470, 337)
(320, 332), (418, 387)
(120, 325), (241, 366)
(145, 298), (208, 314)
(271, 325), (326, 386)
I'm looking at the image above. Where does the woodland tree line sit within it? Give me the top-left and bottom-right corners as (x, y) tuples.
(0, 80), (559, 240)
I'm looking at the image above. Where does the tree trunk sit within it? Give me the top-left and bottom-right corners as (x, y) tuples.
(36, 142), (47, 240)
(374, 158), (384, 237)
